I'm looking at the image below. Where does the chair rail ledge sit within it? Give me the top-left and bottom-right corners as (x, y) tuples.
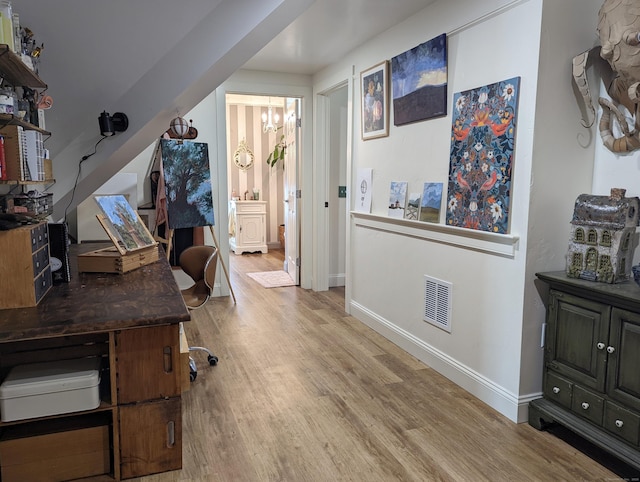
(351, 211), (519, 258)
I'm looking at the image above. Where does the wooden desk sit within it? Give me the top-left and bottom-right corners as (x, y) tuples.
(0, 244), (190, 481)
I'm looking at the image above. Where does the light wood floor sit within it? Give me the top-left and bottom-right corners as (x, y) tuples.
(135, 249), (637, 481)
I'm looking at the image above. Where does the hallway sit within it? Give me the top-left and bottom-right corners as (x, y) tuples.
(140, 249), (631, 481)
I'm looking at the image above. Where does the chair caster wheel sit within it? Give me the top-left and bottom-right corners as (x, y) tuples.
(190, 370), (197, 382)
(208, 355), (219, 366)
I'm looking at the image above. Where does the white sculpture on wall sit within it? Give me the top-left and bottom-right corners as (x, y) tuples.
(573, 0), (640, 153)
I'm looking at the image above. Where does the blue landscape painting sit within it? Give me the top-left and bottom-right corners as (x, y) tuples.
(420, 182), (443, 223)
(391, 33), (447, 125)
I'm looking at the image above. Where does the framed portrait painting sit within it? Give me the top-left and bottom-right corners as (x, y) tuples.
(360, 61), (389, 140)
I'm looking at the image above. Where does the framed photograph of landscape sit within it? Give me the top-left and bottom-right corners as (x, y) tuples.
(360, 61), (389, 140)
(391, 33), (447, 126)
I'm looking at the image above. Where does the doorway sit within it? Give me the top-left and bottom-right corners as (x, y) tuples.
(224, 93), (300, 281)
(325, 85), (348, 288)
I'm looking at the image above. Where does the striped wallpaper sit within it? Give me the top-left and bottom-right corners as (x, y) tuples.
(226, 103), (285, 245)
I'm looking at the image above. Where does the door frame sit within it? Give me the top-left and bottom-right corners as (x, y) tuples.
(215, 70), (313, 289)
(314, 78), (353, 307)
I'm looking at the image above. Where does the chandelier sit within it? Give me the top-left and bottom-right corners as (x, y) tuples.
(262, 100), (279, 133)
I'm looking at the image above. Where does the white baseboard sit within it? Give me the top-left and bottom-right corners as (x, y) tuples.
(350, 300), (534, 423)
(329, 274), (345, 287)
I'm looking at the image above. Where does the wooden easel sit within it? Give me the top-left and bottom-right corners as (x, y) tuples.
(150, 138), (236, 304)
(158, 225), (236, 304)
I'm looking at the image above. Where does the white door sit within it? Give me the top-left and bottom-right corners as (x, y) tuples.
(284, 99), (300, 284)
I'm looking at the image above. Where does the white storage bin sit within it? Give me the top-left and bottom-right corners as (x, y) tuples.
(0, 358), (101, 422)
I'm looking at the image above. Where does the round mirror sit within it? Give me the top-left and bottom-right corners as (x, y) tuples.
(233, 139), (254, 171)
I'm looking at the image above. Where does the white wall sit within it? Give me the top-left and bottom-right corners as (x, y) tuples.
(315, 0), (545, 422)
(521, 0), (603, 416)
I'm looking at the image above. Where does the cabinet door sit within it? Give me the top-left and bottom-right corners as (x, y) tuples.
(238, 214), (264, 247)
(115, 324), (181, 404)
(547, 290), (610, 392)
(607, 308), (640, 411)
(119, 398), (182, 479)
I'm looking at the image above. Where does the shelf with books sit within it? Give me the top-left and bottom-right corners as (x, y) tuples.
(0, 125), (49, 184)
(0, 44), (51, 190)
(0, 44), (46, 89)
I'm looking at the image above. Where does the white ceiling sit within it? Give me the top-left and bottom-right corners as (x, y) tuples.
(243, 0), (437, 75)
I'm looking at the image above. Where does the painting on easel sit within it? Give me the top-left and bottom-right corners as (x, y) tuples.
(160, 139), (215, 229)
(94, 194), (156, 253)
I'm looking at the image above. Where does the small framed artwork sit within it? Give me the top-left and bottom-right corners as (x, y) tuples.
(420, 182), (443, 223)
(405, 192), (421, 220)
(388, 181), (408, 218)
(360, 61), (389, 140)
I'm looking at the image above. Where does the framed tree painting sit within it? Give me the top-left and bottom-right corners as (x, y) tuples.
(391, 33), (447, 126)
(160, 139), (215, 230)
(360, 61), (389, 140)
(445, 77), (521, 234)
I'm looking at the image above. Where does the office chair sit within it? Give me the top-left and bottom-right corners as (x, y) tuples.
(179, 245), (220, 381)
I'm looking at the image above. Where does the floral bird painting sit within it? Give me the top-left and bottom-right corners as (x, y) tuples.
(445, 77), (520, 234)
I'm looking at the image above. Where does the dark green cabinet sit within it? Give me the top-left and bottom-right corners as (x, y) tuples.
(546, 290), (609, 391)
(530, 272), (640, 470)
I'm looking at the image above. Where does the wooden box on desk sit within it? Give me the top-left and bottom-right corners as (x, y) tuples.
(78, 245), (159, 274)
(78, 205), (160, 274)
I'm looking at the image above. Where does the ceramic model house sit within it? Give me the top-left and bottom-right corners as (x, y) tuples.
(566, 188), (640, 283)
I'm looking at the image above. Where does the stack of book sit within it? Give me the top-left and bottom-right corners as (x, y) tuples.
(0, 125), (44, 181)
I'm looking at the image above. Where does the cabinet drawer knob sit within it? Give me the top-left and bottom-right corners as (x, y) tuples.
(552, 386), (560, 394)
(607, 346), (615, 354)
(597, 342), (605, 350)
(581, 402), (590, 410)
(616, 419), (624, 428)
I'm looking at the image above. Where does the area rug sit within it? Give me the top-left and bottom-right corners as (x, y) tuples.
(247, 270), (295, 288)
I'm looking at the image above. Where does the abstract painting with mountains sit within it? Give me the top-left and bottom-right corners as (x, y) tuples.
(391, 33), (447, 126)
